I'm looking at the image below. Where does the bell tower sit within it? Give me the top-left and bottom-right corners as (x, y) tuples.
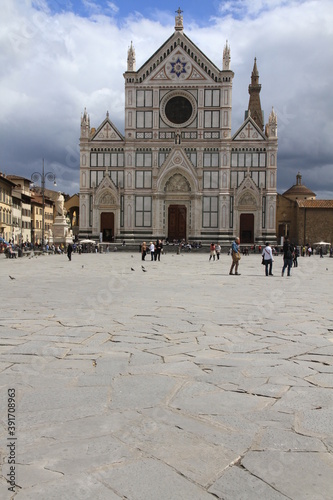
(246, 58), (264, 131)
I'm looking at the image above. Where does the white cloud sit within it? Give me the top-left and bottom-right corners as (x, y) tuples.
(0, 0), (332, 197)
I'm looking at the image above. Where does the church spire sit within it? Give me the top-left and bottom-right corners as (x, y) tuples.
(247, 57), (264, 131)
(223, 40), (231, 70)
(175, 7), (183, 31)
(127, 41), (136, 71)
(80, 107), (90, 138)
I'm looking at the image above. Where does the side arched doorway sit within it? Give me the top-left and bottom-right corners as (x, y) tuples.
(240, 213), (254, 244)
(101, 212), (114, 242)
(168, 205), (186, 241)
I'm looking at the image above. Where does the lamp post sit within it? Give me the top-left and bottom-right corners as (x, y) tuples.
(31, 159), (56, 248)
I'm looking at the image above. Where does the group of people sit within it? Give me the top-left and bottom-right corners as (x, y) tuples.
(261, 238), (297, 277)
(141, 240), (163, 261)
(209, 243), (221, 261)
(229, 237), (297, 277)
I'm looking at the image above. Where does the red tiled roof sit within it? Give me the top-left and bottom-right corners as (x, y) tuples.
(297, 199), (333, 208)
(283, 184), (316, 197)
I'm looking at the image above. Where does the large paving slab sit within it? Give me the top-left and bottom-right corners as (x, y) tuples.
(0, 251), (333, 499)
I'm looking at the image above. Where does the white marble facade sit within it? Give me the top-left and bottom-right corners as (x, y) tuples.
(79, 9), (278, 245)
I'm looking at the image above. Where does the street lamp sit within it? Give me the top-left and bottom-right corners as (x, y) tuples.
(31, 159), (56, 248)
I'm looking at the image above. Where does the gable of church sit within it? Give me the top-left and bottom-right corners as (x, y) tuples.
(96, 175), (118, 198)
(157, 148), (198, 192)
(232, 117), (266, 142)
(236, 175), (260, 207)
(136, 32), (221, 85)
(91, 117), (124, 142)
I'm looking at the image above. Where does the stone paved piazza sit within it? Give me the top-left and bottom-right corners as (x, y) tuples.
(1, 251), (333, 499)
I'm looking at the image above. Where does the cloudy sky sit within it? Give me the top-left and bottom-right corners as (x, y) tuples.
(1, 0), (333, 197)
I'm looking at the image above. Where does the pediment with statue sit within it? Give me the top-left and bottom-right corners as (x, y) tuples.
(158, 148), (198, 192)
(164, 173), (191, 192)
(236, 175), (259, 208)
(95, 175), (119, 206)
(98, 191), (116, 206)
(238, 192), (257, 208)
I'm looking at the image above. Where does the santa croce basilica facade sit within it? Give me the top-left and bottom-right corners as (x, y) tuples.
(79, 9), (278, 245)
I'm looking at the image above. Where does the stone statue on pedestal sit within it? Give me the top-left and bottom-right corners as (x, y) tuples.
(55, 192), (65, 217)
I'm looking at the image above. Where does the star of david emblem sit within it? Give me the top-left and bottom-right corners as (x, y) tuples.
(170, 58), (187, 77)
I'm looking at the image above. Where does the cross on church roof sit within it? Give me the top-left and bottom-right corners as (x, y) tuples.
(176, 7), (183, 15)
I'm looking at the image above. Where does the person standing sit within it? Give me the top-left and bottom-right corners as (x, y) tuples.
(209, 243), (216, 261)
(67, 243), (73, 261)
(282, 238), (293, 277)
(155, 239), (163, 261)
(262, 242), (274, 276)
(229, 237), (241, 275)
(215, 243), (221, 260)
(141, 241), (147, 261)
(149, 241), (155, 261)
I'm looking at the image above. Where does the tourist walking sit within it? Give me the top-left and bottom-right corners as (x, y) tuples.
(67, 243), (73, 261)
(281, 238), (293, 276)
(262, 242), (274, 276)
(229, 237), (241, 275)
(209, 243), (216, 261)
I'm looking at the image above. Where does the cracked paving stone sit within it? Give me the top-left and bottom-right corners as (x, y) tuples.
(242, 450), (333, 499)
(208, 465), (288, 499)
(92, 458), (215, 500)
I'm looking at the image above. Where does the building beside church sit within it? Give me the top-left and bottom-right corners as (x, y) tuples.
(277, 172), (333, 245)
(79, 9), (278, 245)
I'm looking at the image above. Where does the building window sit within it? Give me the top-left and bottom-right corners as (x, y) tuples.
(203, 171), (219, 189)
(158, 149), (171, 167)
(204, 89), (220, 107)
(136, 171), (152, 189)
(185, 149), (197, 167)
(231, 151), (266, 168)
(203, 152), (219, 167)
(136, 151), (152, 167)
(204, 110), (220, 128)
(90, 170), (104, 188)
(202, 196), (218, 227)
(90, 151), (124, 167)
(135, 196), (152, 227)
(136, 111), (153, 128)
(136, 90), (153, 107)
(109, 171), (124, 188)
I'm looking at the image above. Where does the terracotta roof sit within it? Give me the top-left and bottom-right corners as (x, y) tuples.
(283, 184), (316, 197)
(297, 199), (333, 208)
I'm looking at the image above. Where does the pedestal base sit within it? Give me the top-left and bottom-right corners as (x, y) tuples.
(52, 216), (73, 245)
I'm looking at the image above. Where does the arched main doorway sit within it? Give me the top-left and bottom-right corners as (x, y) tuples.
(101, 212), (114, 242)
(168, 205), (186, 241)
(240, 213), (254, 244)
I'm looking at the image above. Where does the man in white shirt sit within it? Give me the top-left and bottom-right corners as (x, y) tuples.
(149, 242), (155, 261)
(262, 242), (274, 276)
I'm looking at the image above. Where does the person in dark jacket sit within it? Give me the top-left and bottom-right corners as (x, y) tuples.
(67, 243), (73, 261)
(281, 239), (293, 277)
(154, 239), (163, 261)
